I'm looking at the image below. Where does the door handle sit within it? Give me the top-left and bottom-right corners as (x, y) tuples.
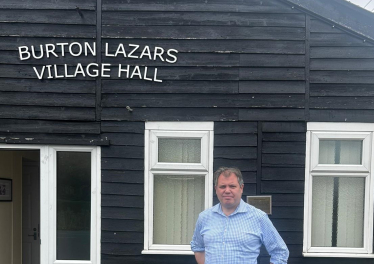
(28, 228), (37, 240)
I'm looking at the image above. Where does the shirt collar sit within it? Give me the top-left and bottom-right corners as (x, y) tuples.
(212, 199), (248, 216)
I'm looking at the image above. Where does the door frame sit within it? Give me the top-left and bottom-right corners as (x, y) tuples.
(0, 144), (101, 264)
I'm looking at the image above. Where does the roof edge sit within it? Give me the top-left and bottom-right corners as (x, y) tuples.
(279, 0), (374, 43)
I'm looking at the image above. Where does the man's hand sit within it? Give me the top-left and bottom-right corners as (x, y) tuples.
(194, 252), (205, 264)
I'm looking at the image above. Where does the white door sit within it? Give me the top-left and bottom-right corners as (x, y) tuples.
(22, 159), (40, 264)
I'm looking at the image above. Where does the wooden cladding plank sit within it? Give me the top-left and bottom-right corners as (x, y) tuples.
(102, 231), (143, 244)
(0, 65), (95, 80)
(271, 219), (303, 232)
(309, 109), (374, 122)
(240, 68), (305, 81)
(0, 92), (95, 107)
(310, 84), (374, 97)
(262, 133), (306, 142)
(0, 133), (107, 145)
(242, 172), (257, 184)
(101, 133), (144, 146)
(310, 97), (374, 109)
(214, 121), (257, 134)
(0, 0), (96, 10)
(106, 66), (238, 81)
(0, 37), (95, 51)
(102, 108), (239, 121)
(214, 158), (257, 172)
(310, 33), (370, 47)
(101, 121), (144, 133)
(101, 255), (196, 264)
(102, 146), (144, 159)
(310, 59), (374, 70)
(102, 80), (238, 94)
(0, 119), (100, 134)
(239, 81), (305, 94)
(310, 70), (374, 83)
(262, 141), (305, 154)
(1, 51), (96, 65)
(103, 52), (240, 67)
(270, 206), (303, 219)
(262, 167), (305, 181)
(102, 207), (143, 221)
(102, 219), (143, 232)
(239, 109), (305, 121)
(277, 231), (303, 245)
(214, 146), (257, 159)
(102, 12), (305, 27)
(101, 170), (144, 184)
(101, 94), (305, 108)
(262, 122), (306, 133)
(101, 243), (143, 256)
(102, 158), (144, 171)
(0, 23), (95, 38)
(262, 154), (305, 167)
(0, 105), (95, 120)
(310, 47), (374, 59)
(0, 79), (95, 93)
(214, 134), (257, 147)
(240, 54), (305, 67)
(102, 26), (305, 40)
(261, 181), (304, 194)
(103, 39), (305, 54)
(101, 195), (144, 208)
(309, 19), (342, 33)
(270, 194), (304, 206)
(102, 183), (143, 196)
(102, 0), (298, 13)
(0, 10), (95, 24)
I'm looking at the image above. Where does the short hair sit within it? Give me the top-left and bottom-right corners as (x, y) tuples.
(214, 167), (244, 186)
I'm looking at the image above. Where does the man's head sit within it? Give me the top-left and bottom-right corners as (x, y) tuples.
(214, 167), (244, 213)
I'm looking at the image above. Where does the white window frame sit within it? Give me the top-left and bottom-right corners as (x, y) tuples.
(142, 122), (214, 255)
(0, 144), (101, 264)
(304, 123), (374, 258)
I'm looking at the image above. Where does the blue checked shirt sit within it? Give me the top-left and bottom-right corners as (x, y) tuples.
(191, 199), (289, 264)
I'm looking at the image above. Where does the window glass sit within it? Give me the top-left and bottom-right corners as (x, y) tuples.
(319, 140), (362, 165)
(153, 175), (205, 245)
(311, 176), (365, 248)
(57, 152), (91, 260)
(158, 138), (201, 163)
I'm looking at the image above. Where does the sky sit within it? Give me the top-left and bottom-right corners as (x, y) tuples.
(347, 0), (374, 12)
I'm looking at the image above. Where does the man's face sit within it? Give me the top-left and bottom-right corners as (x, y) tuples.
(215, 173), (244, 211)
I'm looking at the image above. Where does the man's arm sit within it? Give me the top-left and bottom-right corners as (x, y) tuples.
(261, 214), (289, 264)
(194, 251), (205, 264)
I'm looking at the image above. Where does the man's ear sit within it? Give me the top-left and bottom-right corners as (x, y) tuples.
(240, 184), (244, 190)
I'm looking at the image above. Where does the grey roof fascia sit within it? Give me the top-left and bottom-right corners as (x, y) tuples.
(279, 0), (374, 43)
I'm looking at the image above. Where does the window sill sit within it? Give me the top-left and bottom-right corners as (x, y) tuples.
(142, 250), (195, 255)
(303, 253), (374, 258)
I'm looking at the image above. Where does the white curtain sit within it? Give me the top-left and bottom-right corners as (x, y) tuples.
(153, 175), (205, 245)
(312, 177), (365, 248)
(319, 140), (362, 164)
(158, 138), (201, 163)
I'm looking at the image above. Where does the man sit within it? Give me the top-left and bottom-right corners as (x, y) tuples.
(191, 167), (289, 264)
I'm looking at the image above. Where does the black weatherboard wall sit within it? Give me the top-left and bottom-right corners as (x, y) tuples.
(0, 0), (374, 264)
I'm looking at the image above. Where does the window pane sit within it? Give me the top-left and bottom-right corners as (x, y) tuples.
(311, 176), (365, 248)
(319, 140), (362, 164)
(57, 152), (91, 260)
(158, 138), (201, 163)
(153, 175), (205, 245)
